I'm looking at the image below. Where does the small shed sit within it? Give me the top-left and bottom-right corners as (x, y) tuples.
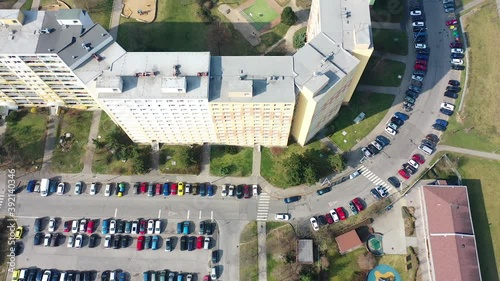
(335, 230), (363, 254)
(297, 239), (313, 264)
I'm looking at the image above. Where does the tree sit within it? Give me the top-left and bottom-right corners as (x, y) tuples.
(328, 154), (346, 173)
(92, 138), (106, 149)
(293, 28), (307, 49)
(283, 153), (304, 186)
(176, 146), (196, 167)
(219, 164), (233, 176)
(224, 145), (239, 155)
(303, 163), (317, 185)
(281, 7), (297, 26)
(5, 111), (20, 123)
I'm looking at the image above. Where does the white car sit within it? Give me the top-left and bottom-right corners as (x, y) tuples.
(371, 141), (383, 151)
(90, 183), (97, 195)
(228, 185), (235, 196)
(376, 186), (388, 197)
(104, 184), (111, 197)
(410, 9), (421, 16)
(274, 213), (291, 220)
(109, 220), (116, 234)
(56, 183), (65, 195)
(252, 184), (259, 196)
(349, 170), (360, 179)
(411, 74), (424, 82)
(415, 43), (427, 49)
(186, 274), (193, 281)
(71, 220), (79, 234)
(75, 234), (83, 248)
(310, 217), (320, 231)
(329, 209), (340, 222)
(221, 185), (228, 196)
(104, 234), (112, 249)
(451, 48), (464, 54)
(440, 102), (455, 111)
(408, 159), (419, 169)
(412, 21), (425, 27)
(147, 220), (155, 235)
(385, 126), (397, 136)
(451, 58), (464, 65)
(387, 122), (398, 130)
(204, 237), (210, 249)
(131, 221), (138, 234)
(59, 272), (67, 281)
(74, 181), (82, 195)
(42, 271), (51, 281)
(210, 267), (217, 281)
(67, 235), (75, 247)
(109, 271), (116, 281)
(154, 220), (161, 234)
(48, 219), (56, 232)
(44, 233), (51, 247)
(79, 219), (86, 233)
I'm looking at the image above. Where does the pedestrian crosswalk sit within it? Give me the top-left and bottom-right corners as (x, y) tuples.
(358, 166), (392, 191)
(256, 193), (270, 221)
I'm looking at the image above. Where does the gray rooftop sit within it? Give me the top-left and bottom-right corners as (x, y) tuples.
(96, 52), (211, 100)
(297, 239), (313, 264)
(317, 0), (372, 51)
(209, 56), (295, 103)
(55, 9), (82, 20)
(293, 33), (359, 100)
(0, 10), (43, 54)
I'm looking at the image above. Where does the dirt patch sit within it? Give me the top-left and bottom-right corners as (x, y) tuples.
(402, 206), (416, 236)
(122, 0), (157, 23)
(357, 252), (377, 270)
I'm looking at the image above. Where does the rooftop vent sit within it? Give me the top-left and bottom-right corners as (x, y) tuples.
(40, 28), (54, 34)
(173, 65), (180, 77)
(135, 71), (158, 77)
(81, 43), (92, 52)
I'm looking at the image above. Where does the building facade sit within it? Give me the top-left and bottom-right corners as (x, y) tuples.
(0, 0), (373, 147)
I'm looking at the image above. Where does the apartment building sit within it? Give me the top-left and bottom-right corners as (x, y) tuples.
(0, 9), (113, 109)
(0, 0), (373, 147)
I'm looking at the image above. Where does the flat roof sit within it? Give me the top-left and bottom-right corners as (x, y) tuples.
(209, 56), (295, 103)
(0, 10), (43, 54)
(97, 52), (211, 100)
(297, 239), (313, 263)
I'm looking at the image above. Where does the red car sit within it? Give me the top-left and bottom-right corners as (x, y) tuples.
(243, 185), (251, 199)
(398, 169), (411, 179)
(139, 220), (147, 234)
(140, 182), (147, 193)
(171, 183), (178, 195)
(446, 19), (458, 26)
(155, 184), (162, 195)
(450, 42), (462, 48)
(415, 59), (427, 66)
(197, 236), (204, 249)
(64, 221), (71, 232)
(86, 220), (94, 234)
(336, 207), (346, 220)
(352, 198), (364, 212)
(137, 236), (144, 251)
(412, 154), (425, 164)
(325, 213), (334, 224)
(414, 64), (427, 71)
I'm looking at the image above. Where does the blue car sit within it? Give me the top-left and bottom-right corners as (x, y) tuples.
(151, 235), (159, 250)
(440, 108), (454, 116)
(119, 273), (126, 281)
(284, 196), (301, 204)
(163, 183), (170, 196)
(435, 119), (449, 127)
(416, 53), (429, 60)
(183, 221), (190, 235)
(394, 112), (409, 121)
(27, 180), (36, 193)
(102, 220), (109, 234)
(376, 135), (391, 147)
(176, 222), (182, 234)
(142, 272), (149, 281)
(207, 185), (214, 196)
(200, 184), (206, 196)
(49, 180), (57, 194)
(409, 84), (422, 94)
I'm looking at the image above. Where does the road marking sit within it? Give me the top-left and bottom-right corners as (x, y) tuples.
(158, 209), (161, 219)
(359, 166), (393, 192)
(256, 192), (271, 221)
(210, 211), (213, 220)
(187, 210), (190, 220)
(114, 208), (118, 218)
(328, 200), (338, 207)
(168, 211), (177, 217)
(199, 210), (202, 220)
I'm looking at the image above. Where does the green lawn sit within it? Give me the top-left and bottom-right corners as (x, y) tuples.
(41, 0), (113, 29)
(359, 57), (406, 87)
(259, 23), (289, 49)
(240, 221), (259, 281)
(441, 4), (500, 152)
(370, 0), (405, 23)
(426, 153), (500, 281)
(159, 145), (202, 174)
(242, 0), (280, 31)
(92, 112), (151, 175)
(266, 224), (299, 281)
(20, 0), (33, 10)
(209, 145), (253, 177)
(329, 92), (395, 151)
(260, 140), (336, 188)
(372, 28), (408, 55)
(1, 110), (47, 170)
(378, 247), (419, 281)
(51, 110), (93, 173)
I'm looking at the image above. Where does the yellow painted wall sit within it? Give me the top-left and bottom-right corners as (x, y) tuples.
(291, 90), (316, 145)
(342, 47), (373, 104)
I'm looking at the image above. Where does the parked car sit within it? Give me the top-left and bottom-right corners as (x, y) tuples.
(74, 182), (82, 195)
(89, 183), (97, 195)
(56, 183), (65, 195)
(336, 207), (346, 220)
(316, 186), (332, 195)
(451, 64), (465, 70)
(387, 176), (401, 188)
(432, 123), (447, 131)
(451, 53), (464, 59)
(435, 119), (449, 127)
(283, 196), (301, 203)
(398, 169), (411, 180)
(414, 63), (427, 71)
(450, 42), (463, 48)
(361, 147), (373, 158)
(412, 154), (425, 164)
(376, 135), (390, 147)
(274, 213), (291, 220)
(310, 217), (319, 231)
(410, 9), (421, 16)
(426, 134), (440, 144)
(444, 91), (458, 99)
(440, 108), (454, 116)
(384, 126), (397, 136)
(415, 43), (427, 49)
(446, 19), (458, 26)
(451, 58), (464, 65)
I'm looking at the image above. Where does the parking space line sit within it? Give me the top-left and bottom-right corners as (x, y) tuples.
(114, 208), (118, 218)
(158, 209), (161, 219)
(211, 211), (213, 220)
(187, 210), (190, 220)
(199, 210), (202, 220)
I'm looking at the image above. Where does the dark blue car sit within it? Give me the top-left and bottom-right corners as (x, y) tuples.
(207, 185), (214, 196)
(163, 183), (170, 196)
(200, 184), (206, 196)
(49, 180), (57, 194)
(284, 196), (301, 204)
(394, 112), (409, 121)
(27, 180), (36, 193)
(440, 108), (454, 116)
(416, 53), (429, 60)
(376, 135), (391, 147)
(435, 119), (449, 127)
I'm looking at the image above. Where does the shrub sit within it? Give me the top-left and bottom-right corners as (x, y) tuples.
(5, 111), (20, 123)
(293, 28), (307, 49)
(281, 7), (297, 26)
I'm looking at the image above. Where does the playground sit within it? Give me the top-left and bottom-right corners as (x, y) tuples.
(367, 264), (402, 281)
(121, 0), (157, 23)
(242, 0), (280, 31)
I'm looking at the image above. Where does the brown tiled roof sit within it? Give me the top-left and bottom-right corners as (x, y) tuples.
(423, 185), (473, 234)
(429, 236), (481, 281)
(335, 230), (362, 254)
(422, 185), (482, 281)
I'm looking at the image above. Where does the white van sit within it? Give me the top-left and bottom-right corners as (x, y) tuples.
(40, 179), (50, 197)
(418, 144), (434, 155)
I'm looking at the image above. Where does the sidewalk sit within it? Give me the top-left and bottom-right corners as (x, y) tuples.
(437, 145), (500, 160)
(109, 0), (123, 38)
(40, 115), (61, 172)
(82, 110), (102, 174)
(257, 221), (267, 281)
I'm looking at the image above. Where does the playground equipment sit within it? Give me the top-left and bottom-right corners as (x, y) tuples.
(137, 9), (150, 15)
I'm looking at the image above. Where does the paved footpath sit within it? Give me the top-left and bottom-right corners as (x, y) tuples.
(82, 110), (102, 174)
(257, 221), (267, 281)
(109, 0), (123, 38)
(437, 145), (500, 160)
